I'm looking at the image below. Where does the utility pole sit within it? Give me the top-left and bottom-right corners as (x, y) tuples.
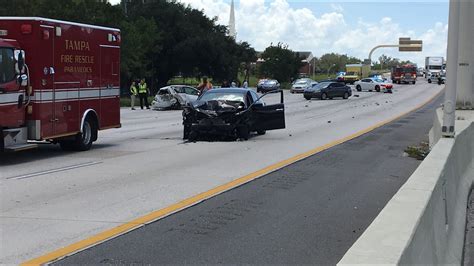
(442, 0), (461, 137)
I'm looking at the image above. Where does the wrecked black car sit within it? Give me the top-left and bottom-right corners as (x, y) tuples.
(182, 88), (285, 141)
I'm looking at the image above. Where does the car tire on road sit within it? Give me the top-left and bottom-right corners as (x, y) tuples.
(375, 86), (380, 92)
(412, 81), (416, 85)
(356, 85), (362, 92)
(188, 130), (198, 142)
(304, 95), (311, 100)
(321, 93), (328, 100)
(343, 92), (349, 99)
(237, 125), (250, 140)
(257, 130), (266, 135)
(183, 125), (190, 140)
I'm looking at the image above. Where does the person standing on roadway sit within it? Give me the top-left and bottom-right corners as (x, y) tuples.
(197, 76), (213, 94)
(130, 81), (138, 110)
(138, 78), (150, 110)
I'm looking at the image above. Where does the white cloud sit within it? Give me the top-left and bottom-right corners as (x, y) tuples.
(330, 3), (344, 13)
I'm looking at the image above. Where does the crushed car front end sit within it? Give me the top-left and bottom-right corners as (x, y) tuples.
(183, 100), (248, 140)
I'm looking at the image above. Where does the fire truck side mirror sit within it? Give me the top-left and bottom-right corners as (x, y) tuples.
(15, 50), (25, 74)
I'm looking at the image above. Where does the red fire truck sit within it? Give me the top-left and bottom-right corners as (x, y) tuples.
(391, 64), (417, 85)
(0, 17), (121, 152)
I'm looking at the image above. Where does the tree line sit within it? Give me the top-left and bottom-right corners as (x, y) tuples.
(1, 0), (257, 91)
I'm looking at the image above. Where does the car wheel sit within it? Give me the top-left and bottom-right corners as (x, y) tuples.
(356, 85), (362, 91)
(188, 130), (198, 142)
(428, 79), (432, 83)
(72, 118), (96, 151)
(388, 90), (393, 94)
(173, 101), (182, 110)
(183, 125), (190, 139)
(237, 125), (250, 140)
(343, 92), (349, 99)
(412, 81), (416, 85)
(321, 93), (327, 100)
(375, 86), (380, 92)
(257, 130), (266, 135)
(304, 95), (311, 100)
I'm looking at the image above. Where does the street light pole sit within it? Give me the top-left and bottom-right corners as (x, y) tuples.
(442, 0), (461, 137)
(327, 64), (335, 77)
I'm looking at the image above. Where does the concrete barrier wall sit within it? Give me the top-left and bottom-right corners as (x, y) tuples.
(339, 110), (474, 265)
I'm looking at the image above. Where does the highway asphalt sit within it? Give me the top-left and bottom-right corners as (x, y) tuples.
(0, 81), (444, 263)
(55, 91), (444, 265)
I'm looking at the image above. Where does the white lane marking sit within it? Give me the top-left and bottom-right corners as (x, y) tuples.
(6, 161), (102, 180)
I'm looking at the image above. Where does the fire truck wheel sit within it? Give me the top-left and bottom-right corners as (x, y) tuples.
(74, 118), (96, 151)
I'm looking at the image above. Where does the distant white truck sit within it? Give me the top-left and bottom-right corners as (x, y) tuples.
(425, 56), (444, 83)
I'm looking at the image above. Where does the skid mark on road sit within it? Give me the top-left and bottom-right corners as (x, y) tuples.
(171, 199), (263, 236)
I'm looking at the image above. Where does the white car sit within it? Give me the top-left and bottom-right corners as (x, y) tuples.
(354, 78), (393, 93)
(290, 78), (316, 93)
(426, 72), (441, 83)
(151, 85), (199, 110)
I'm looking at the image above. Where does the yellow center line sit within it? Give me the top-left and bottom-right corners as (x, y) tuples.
(22, 88), (444, 266)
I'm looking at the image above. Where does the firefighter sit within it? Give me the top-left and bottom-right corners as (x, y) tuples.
(130, 81), (138, 110)
(138, 78), (150, 110)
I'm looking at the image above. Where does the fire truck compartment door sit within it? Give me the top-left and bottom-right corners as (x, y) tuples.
(39, 26), (55, 138)
(100, 45), (120, 128)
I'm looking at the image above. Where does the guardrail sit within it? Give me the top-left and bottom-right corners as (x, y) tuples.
(339, 109), (474, 265)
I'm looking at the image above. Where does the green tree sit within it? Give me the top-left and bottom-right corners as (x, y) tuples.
(120, 17), (161, 85)
(318, 53), (362, 74)
(259, 43), (303, 82)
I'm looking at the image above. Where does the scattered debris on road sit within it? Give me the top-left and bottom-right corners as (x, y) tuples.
(404, 141), (430, 160)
